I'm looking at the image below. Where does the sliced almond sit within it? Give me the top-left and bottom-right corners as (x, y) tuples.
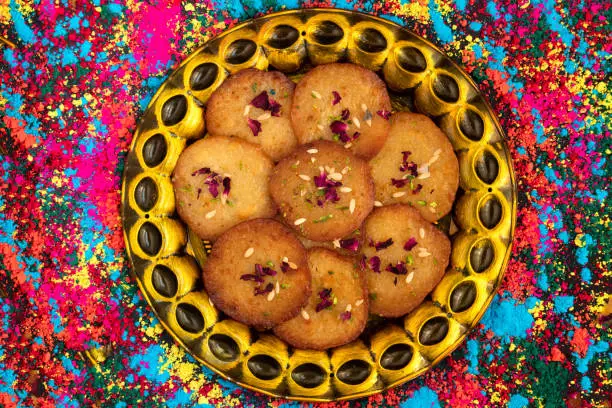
(355, 299), (364, 307)
(243, 105), (251, 116)
(267, 290), (275, 301)
(205, 210), (217, 219)
(405, 271), (415, 284)
(329, 172), (342, 181)
(339, 187), (352, 193)
(374, 201), (383, 207)
(419, 228), (425, 239)
(307, 148), (319, 154)
(349, 198), (356, 214)
(301, 309), (310, 320)
(392, 191), (406, 198)
(353, 117), (361, 128)
(298, 174), (311, 181)
(294, 218), (306, 226)
(257, 112), (271, 121)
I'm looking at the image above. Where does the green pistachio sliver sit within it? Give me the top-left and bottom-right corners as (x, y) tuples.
(314, 214), (333, 223)
(417, 200), (427, 206)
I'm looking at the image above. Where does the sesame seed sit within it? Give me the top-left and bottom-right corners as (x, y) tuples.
(329, 172), (342, 181)
(349, 198), (356, 214)
(374, 201), (383, 207)
(339, 186), (352, 193)
(341, 166), (349, 174)
(294, 218), (307, 226)
(355, 299), (364, 306)
(392, 191), (406, 198)
(299, 174), (311, 181)
(333, 239), (341, 248)
(344, 143), (352, 148)
(361, 103), (368, 112)
(275, 281), (280, 294)
(267, 290), (275, 301)
(244, 247), (254, 258)
(205, 209), (216, 219)
(345, 304), (352, 312)
(243, 105), (251, 116)
(353, 117), (361, 128)
(312, 90), (322, 99)
(311, 157), (316, 163)
(295, 160), (300, 165)
(317, 124), (324, 130)
(300, 190), (306, 197)
(406, 271), (415, 284)
(257, 112), (271, 121)
(419, 228), (425, 239)
(301, 309), (310, 320)
(307, 148), (318, 154)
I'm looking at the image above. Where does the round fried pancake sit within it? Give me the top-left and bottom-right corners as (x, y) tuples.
(203, 219), (311, 329)
(205, 68), (297, 161)
(369, 112), (459, 222)
(172, 136), (275, 241)
(269, 140), (374, 242)
(274, 247), (368, 350)
(291, 63), (391, 159)
(361, 204), (450, 317)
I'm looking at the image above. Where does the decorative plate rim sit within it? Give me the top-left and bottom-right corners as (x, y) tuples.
(121, 8), (517, 402)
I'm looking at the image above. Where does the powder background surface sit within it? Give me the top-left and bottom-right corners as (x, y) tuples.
(0, 0), (610, 406)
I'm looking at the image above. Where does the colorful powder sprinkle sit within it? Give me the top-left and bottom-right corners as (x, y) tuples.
(0, 1), (610, 406)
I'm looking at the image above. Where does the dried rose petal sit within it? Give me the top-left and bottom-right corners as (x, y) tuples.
(250, 91), (269, 109)
(315, 288), (334, 312)
(197, 188), (202, 199)
(240, 273), (263, 283)
(332, 91), (341, 105)
(391, 178), (409, 188)
(330, 120), (348, 136)
(250, 91), (282, 116)
(404, 238), (417, 251)
(191, 167), (211, 176)
(377, 109), (391, 120)
(314, 171), (329, 188)
(413, 184), (423, 194)
(401, 151), (411, 162)
(316, 298), (333, 312)
(254, 283), (274, 295)
(262, 266), (277, 276)
(340, 238), (359, 252)
(319, 288), (332, 298)
(368, 256), (381, 273)
(206, 178), (219, 198)
(247, 118), (262, 136)
(222, 177), (231, 197)
(371, 238), (394, 251)
(340, 311), (351, 321)
(386, 261), (408, 275)
(324, 188), (340, 204)
(352, 131), (360, 141)
(280, 261), (289, 273)
(269, 98), (281, 117)
(340, 108), (350, 121)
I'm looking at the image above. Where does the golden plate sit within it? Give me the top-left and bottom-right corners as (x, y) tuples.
(121, 8), (516, 401)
